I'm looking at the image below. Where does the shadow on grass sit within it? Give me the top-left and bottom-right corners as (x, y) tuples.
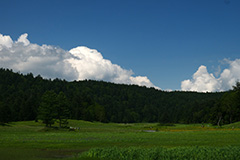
(0, 148), (87, 160)
(0, 123), (12, 127)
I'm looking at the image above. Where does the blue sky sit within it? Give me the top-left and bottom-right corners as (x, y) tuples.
(1, 0), (240, 91)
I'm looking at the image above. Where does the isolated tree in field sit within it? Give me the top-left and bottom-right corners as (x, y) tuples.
(56, 92), (70, 128)
(38, 91), (57, 127)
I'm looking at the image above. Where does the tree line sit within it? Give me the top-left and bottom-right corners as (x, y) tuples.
(0, 68), (240, 126)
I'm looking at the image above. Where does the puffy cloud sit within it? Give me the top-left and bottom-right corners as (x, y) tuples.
(68, 46), (133, 82)
(17, 33), (30, 46)
(219, 59), (240, 91)
(130, 76), (158, 89)
(0, 34), (13, 49)
(0, 33), (158, 89)
(181, 60), (240, 92)
(0, 35), (79, 80)
(181, 65), (220, 92)
(68, 46), (158, 88)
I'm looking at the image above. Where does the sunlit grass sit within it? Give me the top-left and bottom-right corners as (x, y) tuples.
(1, 120), (240, 159)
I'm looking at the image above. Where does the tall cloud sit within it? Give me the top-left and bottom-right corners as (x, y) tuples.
(0, 33), (158, 88)
(181, 59), (240, 92)
(219, 59), (240, 91)
(181, 65), (220, 92)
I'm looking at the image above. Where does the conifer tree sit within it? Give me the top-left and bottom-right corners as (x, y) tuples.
(56, 92), (70, 128)
(0, 102), (11, 124)
(38, 91), (57, 127)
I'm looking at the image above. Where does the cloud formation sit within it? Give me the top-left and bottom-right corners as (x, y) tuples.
(0, 33), (158, 88)
(181, 59), (240, 92)
(181, 66), (220, 92)
(0, 34), (13, 49)
(0, 33), (78, 80)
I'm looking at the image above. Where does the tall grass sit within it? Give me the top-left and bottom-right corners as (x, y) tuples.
(80, 146), (240, 160)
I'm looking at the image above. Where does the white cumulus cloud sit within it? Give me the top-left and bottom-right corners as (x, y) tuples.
(0, 34), (78, 80)
(67, 46), (158, 88)
(17, 33), (30, 46)
(0, 34), (13, 49)
(181, 59), (240, 92)
(0, 33), (158, 89)
(181, 65), (220, 92)
(219, 59), (240, 91)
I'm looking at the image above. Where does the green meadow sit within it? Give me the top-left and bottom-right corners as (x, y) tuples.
(1, 120), (240, 160)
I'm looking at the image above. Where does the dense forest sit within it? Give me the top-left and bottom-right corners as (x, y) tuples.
(0, 68), (240, 126)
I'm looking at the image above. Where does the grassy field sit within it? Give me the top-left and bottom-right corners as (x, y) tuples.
(0, 120), (240, 159)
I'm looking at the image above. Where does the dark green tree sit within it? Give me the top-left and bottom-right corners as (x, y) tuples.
(38, 91), (57, 127)
(0, 102), (11, 124)
(56, 92), (70, 128)
(83, 103), (106, 122)
(221, 91), (239, 124)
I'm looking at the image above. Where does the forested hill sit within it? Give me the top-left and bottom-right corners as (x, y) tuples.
(1, 68), (238, 125)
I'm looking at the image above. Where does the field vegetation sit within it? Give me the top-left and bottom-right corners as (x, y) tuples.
(1, 120), (240, 159)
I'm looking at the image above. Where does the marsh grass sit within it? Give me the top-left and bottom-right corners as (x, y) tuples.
(79, 146), (240, 160)
(1, 120), (240, 159)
